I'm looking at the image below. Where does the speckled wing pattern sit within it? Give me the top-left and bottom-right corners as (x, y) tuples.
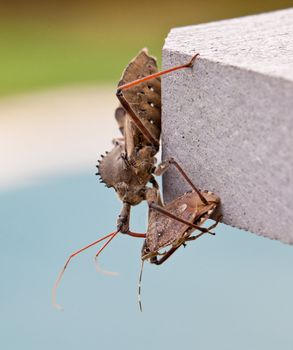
(117, 49), (161, 151)
(145, 191), (219, 253)
(97, 49), (161, 187)
(97, 49), (161, 189)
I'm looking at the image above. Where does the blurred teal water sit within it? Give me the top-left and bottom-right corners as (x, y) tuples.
(1, 172), (293, 349)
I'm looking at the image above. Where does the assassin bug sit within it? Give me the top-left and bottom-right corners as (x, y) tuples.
(52, 49), (218, 309)
(97, 49), (199, 232)
(52, 159), (221, 310)
(141, 158), (221, 265)
(94, 158), (221, 310)
(136, 159), (221, 310)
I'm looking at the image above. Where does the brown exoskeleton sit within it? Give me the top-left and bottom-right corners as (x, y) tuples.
(51, 50), (216, 310)
(142, 158), (221, 265)
(135, 159), (221, 310)
(52, 158), (221, 310)
(97, 49), (199, 232)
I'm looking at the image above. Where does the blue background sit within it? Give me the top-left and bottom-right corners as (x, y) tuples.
(1, 172), (292, 349)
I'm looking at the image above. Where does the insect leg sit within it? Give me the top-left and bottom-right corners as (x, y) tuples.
(93, 230), (121, 276)
(155, 158), (208, 205)
(117, 202), (131, 233)
(52, 230), (118, 310)
(149, 244), (187, 265)
(184, 231), (211, 242)
(149, 202), (213, 234)
(150, 229), (212, 265)
(94, 231), (146, 276)
(184, 215), (222, 243)
(116, 54), (200, 149)
(123, 231), (146, 238)
(117, 54), (199, 92)
(207, 214), (222, 231)
(116, 91), (159, 148)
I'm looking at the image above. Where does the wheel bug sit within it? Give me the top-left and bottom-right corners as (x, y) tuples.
(52, 159), (221, 310)
(52, 49), (221, 310)
(97, 49), (199, 232)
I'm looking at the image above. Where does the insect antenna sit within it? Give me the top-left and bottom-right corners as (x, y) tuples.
(52, 230), (118, 310)
(94, 231), (146, 275)
(138, 260), (145, 312)
(93, 230), (121, 276)
(94, 261), (119, 276)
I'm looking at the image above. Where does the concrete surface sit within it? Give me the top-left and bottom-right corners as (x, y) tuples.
(162, 9), (293, 244)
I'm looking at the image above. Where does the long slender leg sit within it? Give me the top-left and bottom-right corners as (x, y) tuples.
(52, 230), (118, 310)
(123, 231), (146, 238)
(117, 91), (159, 148)
(93, 230), (146, 275)
(93, 230), (121, 276)
(117, 54), (199, 92)
(205, 214), (222, 231)
(151, 231), (207, 265)
(179, 216), (221, 245)
(149, 202), (214, 234)
(116, 54), (199, 149)
(155, 158), (208, 205)
(147, 214), (222, 267)
(94, 230), (120, 261)
(183, 215), (221, 243)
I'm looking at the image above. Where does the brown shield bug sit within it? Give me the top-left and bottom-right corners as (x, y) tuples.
(142, 158), (221, 265)
(136, 158), (221, 310)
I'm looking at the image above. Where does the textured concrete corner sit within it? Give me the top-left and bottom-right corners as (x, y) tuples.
(162, 9), (293, 244)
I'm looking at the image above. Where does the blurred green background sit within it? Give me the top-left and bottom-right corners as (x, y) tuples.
(1, 0), (293, 96)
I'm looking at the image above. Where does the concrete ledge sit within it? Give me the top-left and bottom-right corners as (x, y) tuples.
(162, 9), (293, 244)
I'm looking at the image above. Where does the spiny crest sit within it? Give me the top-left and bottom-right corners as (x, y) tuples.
(96, 144), (126, 189)
(96, 152), (113, 188)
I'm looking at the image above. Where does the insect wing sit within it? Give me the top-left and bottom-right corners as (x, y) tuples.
(118, 49), (161, 150)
